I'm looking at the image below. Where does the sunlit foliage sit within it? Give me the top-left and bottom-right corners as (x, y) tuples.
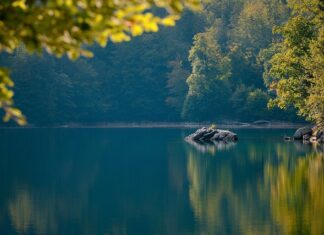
(183, 0), (292, 121)
(264, 0), (324, 127)
(0, 0), (200, 124)
(182, 26), (232, 120)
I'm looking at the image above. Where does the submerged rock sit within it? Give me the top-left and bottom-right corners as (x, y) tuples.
(284, 136), (292, 141)
(303, 134), (311, 141)
(185, 126), (238, 144)
(253, 120), (270, 125)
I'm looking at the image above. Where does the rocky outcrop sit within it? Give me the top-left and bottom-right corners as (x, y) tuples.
(185, 126), (238, 143)
(291, 126), (324, 144)
(316, 130), (324, 144)
(293, 126), (313, 140)
(211, 130), (238, 142)
(316, 130), (324, 143)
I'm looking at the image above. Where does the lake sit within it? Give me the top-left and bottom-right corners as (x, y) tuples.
(0, 128), (323, 235)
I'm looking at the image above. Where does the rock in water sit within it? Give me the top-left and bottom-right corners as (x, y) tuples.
(185, 127), (238, 143)
(293, 126), (313, 140)
(289, 125), (323, 145)
(284, 136), (292, 141)
(319, 136), (324, 143)
(200, 129), (218, 141)
(316, 130), (324, 143)
(303, 134), (311, 141)
(310, 136), (317, 143)
(211, 130), (238, 141)
(316, 130), (324, 140)
(188, 127), (208, 141)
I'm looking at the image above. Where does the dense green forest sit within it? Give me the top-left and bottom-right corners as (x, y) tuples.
(1, 0), (322, 125)
(0, 11), (202, 124)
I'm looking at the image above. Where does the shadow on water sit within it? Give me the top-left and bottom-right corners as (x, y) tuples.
(0, 128), (323, 234)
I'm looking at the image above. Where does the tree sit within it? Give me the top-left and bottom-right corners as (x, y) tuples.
(3, 49), (77, 124)
(182, 26), (232, 120)
(264, 0), (324, 127)
(305, 28), (324, 128)
(0, 0), (200, 124)
(229, 0), (288, 87)
(182, 0), (295, 122)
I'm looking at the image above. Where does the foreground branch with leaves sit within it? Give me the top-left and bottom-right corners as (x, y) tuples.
(0, 0), (200, 124)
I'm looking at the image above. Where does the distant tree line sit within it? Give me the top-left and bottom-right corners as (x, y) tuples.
(2, 0), (322, 125)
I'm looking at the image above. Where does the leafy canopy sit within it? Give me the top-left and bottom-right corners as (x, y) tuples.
(0, 0), (200, 124)
(264, 0), (324, 127)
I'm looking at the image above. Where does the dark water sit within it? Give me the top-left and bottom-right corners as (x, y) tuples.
(0, 128), (323, 235)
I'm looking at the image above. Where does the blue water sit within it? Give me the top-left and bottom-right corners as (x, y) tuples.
(0, 128), (323, 235)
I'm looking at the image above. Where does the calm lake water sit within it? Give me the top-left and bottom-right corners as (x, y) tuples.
(0, 128), (323, 235)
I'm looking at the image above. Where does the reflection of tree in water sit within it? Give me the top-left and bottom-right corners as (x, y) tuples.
(186, 139), (324, 235)
(7, 165), (99, 235)
(186, 150), (277, 234)
(9, 190), (57, 234)
(265, 152), (324, 235)
(7, 168), (98, 235)
(0, 129), (101, 235)
(9, 191), (33, 233)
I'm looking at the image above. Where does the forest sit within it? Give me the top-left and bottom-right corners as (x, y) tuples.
(0, 0), (322, 126)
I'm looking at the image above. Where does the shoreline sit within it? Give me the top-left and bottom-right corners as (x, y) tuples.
(0, 122), (306, 129)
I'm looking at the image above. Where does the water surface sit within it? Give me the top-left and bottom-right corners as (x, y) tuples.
(0, 128), (323, 235)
